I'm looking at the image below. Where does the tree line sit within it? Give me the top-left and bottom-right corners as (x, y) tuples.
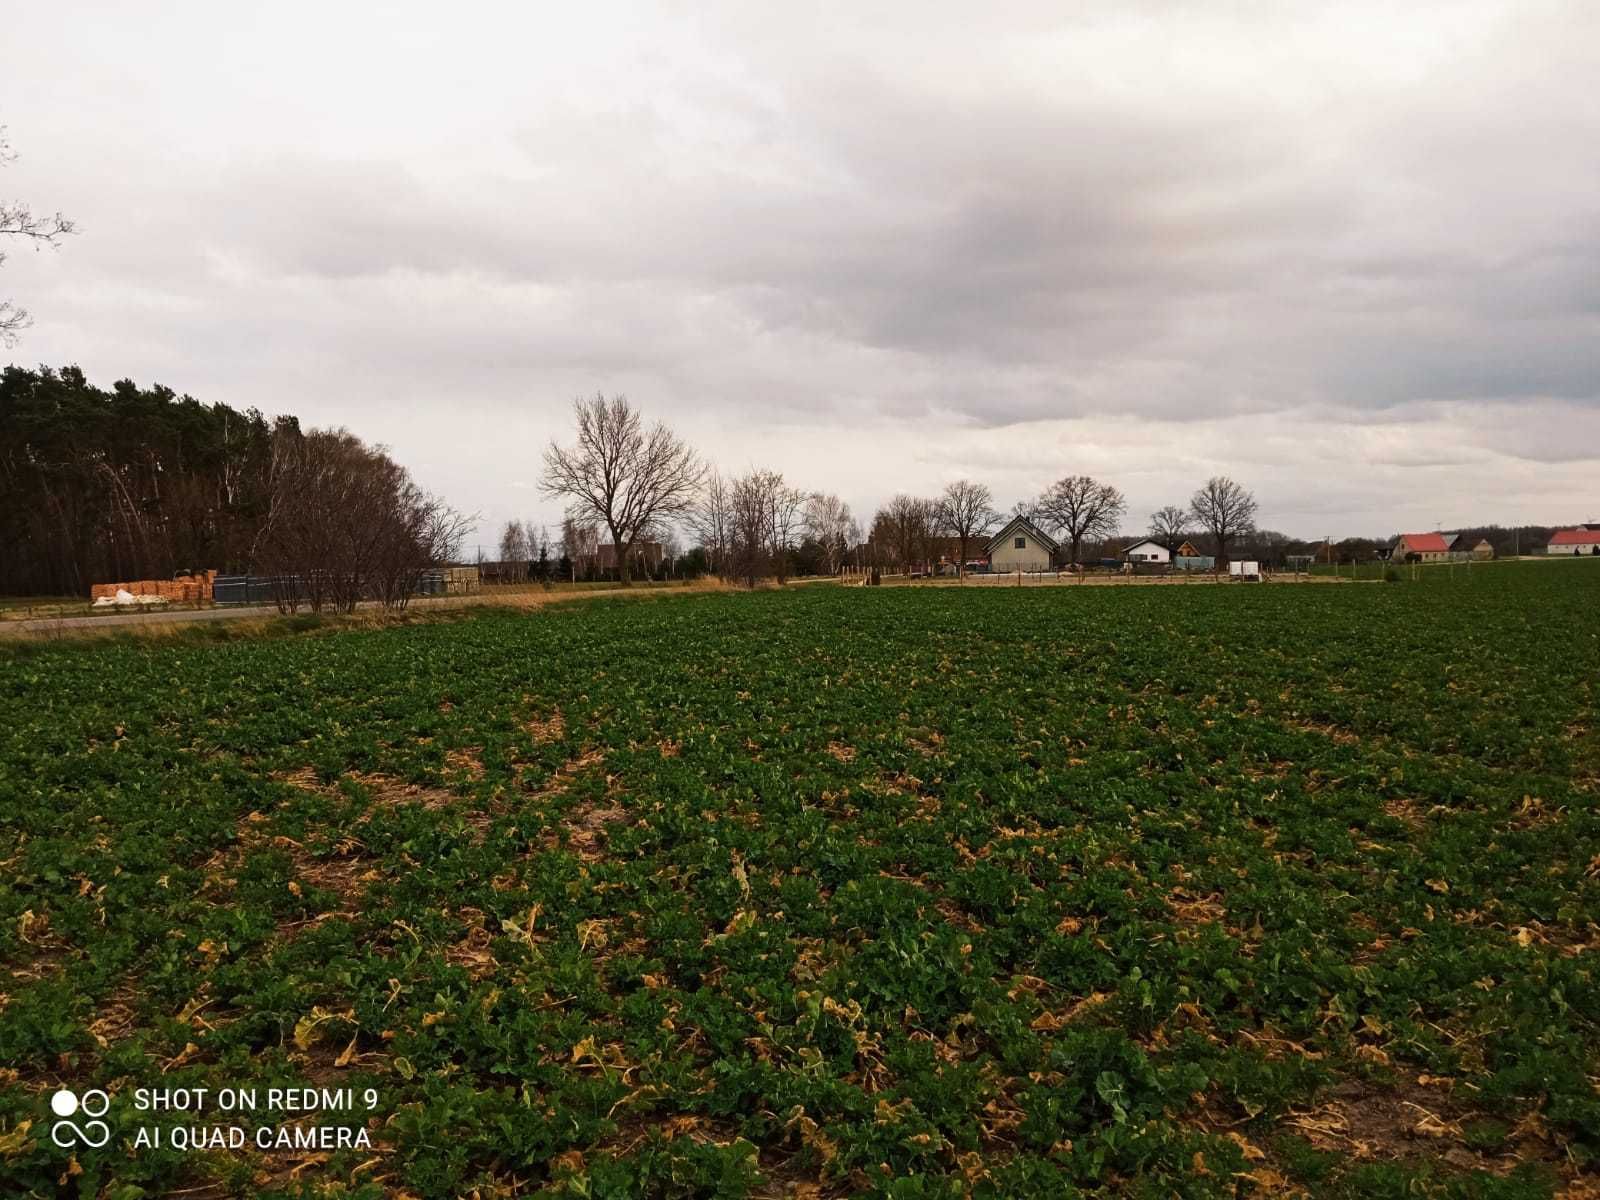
(539, 396), (1579, 586)
(534, 395), (862, 588)
(0, 365), (465, 604)
(535, 394), (1267, 586)
(856, 474), (1260, 575)
(6, 379), (1576, 598)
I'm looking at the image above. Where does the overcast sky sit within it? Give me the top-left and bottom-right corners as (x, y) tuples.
(4, 0), (1597, 546)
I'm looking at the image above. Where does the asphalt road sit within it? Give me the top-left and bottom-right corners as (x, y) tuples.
(0, 605), (280, 635)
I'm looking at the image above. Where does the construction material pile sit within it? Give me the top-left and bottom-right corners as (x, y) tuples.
(93, 589), (167, 609)
(89, 571), (217, 605)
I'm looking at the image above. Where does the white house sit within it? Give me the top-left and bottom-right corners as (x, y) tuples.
(985, 516), (1058, 572)
(1547, 528), (1600, 555)
(1121, 539), (1171, 565)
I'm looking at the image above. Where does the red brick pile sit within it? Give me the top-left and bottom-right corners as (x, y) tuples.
(90, 570), (217, 604)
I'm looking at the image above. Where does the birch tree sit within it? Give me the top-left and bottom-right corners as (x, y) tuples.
(804, 493), (856, 575)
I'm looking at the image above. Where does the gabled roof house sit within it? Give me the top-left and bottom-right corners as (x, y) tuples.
(1547, 528), (1600, 555)
(1392, 532), (1451, 562)
(1121, 539), (1170, 564)
(985, 516), (1058, 572)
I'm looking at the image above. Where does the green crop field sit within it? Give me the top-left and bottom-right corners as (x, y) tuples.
(3, 563), (1598, 1199)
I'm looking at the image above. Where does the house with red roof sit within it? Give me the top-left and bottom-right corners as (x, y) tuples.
(1546, 528), (1600, 556)
(1391, 532), (1452, 562)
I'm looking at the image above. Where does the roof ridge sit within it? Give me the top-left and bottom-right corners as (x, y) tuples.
(984, 513), (1060, 553)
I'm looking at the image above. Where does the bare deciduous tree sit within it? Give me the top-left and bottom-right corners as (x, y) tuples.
(875, 494), (935, 574)
(729, 469), (782, 587)
(934, 480), (996, 577)
(693, 470), (734, 579)
(1189, 476), (1259, 565)
(560, 516), (600, 582)
(1148, 505), (1192, 555)
(1, 127), (76, 346)
(1010, 497), (1045, 527)
(657, 530), (680, 578)
(769, 483), (807, 584)
(1037, 475), (1127, 566)
(541, 394), (704, 586)
(804, 493), (856, 576)
(253, 427), (468, 612)
(498, 519), (531, 581)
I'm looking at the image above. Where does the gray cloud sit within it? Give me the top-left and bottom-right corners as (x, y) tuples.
(2, 0), (1597, 543)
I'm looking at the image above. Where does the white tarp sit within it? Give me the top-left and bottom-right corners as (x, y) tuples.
(92, 588), (169, 608)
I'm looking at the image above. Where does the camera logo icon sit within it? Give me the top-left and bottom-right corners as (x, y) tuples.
(50, 1089), (111, 1149)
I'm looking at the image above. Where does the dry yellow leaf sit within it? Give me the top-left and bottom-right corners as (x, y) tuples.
(0, 1120), (34, 1157)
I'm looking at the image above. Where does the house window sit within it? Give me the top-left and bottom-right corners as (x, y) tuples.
(1014, 537), (1026, 549)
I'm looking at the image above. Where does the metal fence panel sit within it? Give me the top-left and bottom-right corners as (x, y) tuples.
(212, 574), (290, 605)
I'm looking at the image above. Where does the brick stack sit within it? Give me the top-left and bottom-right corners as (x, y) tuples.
(89, 570), (217, 603)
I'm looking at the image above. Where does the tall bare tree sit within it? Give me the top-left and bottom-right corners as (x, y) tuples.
(1, 127), (76, 346)
(804, 493), (856, 576)
(769, 482), (807, 584)
(934, 480), (996, 577)
(498, 519), (530, 581)
(253, 426), (467, 612)
(560, 516), (600, 582)
(693, 470), (734, 579)
(1010, 497), (1045, 526)
(1037, 475), (1127, 566)
(729, 469), (782, 587)
(540, 395), (704, 586)
(875, 495), (935, 574)
(1189, 476), (1259, 565)
(1148, 505), (1192, 555)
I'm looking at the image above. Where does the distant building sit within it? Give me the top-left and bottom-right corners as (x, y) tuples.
(1121, 538), (1171, 565)
(1546, 528), (1600, 555)
(1175, 540), (1204, 559)
(924, 535), (989, 574)
(1391, 532), (1451, 562)
(1457, 537), (1494, 560)
(985, 516), (1058, 572)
